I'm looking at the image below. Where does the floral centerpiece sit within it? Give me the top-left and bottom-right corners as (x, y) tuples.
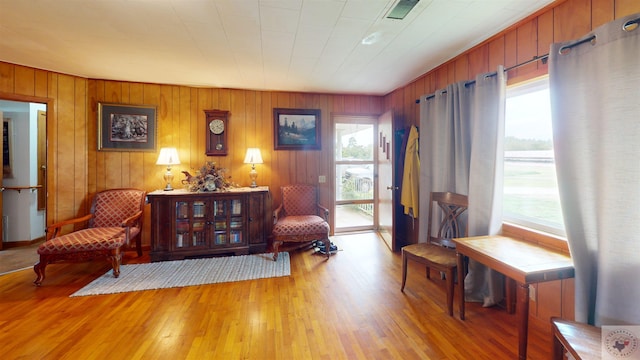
(182, 162), (237, 192)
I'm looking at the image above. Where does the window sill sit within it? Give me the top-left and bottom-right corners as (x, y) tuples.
(501, 222), (570, 255)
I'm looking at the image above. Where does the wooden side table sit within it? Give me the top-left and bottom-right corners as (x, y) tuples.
(551, 317), (601, 360)
(453, 235), (575, 360)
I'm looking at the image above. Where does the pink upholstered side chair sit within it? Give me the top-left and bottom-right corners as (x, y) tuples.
(34, 188), (146, 286)
(271, 184), (330, 261)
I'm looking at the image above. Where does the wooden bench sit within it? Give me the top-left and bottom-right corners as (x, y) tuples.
(551, 317), (601, 360)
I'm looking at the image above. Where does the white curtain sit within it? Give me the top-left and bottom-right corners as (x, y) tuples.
(549, 13), (640, 326)
(418, 67), (506, 307)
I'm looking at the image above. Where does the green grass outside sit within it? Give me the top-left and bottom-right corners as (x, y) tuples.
(503, 161), (564, 226)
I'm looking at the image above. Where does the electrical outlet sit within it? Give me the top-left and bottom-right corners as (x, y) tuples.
(318, 175), (326, 183)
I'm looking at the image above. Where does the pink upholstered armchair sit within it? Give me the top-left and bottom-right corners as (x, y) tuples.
(271, 184), (330, 261)
(34, 188), (146, 286)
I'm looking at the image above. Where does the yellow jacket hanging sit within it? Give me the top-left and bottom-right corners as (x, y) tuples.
(401, 126), (420, 218)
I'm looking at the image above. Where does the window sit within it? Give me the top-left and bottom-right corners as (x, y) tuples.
(503, 77), (565, 236)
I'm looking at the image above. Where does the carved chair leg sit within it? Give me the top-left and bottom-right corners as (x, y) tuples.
(109, 248), (122, 278)
(322, 238), (331, 259)
(272, 241), (282, 261)
(33, 255), (48, 286)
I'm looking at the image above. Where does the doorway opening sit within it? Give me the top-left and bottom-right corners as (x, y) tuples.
(0, 99), (47, 251)
(334, 116), (377, 233)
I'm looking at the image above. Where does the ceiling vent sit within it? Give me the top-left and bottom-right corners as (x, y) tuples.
(386, 0), (420, 20)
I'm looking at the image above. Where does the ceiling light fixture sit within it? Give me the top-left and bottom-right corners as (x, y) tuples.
(386, 0), (420, 20)
(361, 32), (381, 45)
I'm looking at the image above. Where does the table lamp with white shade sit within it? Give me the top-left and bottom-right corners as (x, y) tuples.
(243, 148), (263, 188)
(156, 147), (181, 191)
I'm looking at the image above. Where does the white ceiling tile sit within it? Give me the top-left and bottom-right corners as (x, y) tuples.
(260, 6), (299, 33)
(262, 31), (295, 65)
(259, 0), (303, 11)
(341, 0), (390, 20)
(214, 0), (260, 19)
(0, 0), (557, 94)
(292, 28), (331, 58)
(288, 56), (317, 76)
(171, 0), (221, 24)
(299, 1), (344, 28)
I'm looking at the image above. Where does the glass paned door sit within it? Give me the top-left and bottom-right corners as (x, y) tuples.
(334, 119), (376, 232)
(174, 200), (208, 248)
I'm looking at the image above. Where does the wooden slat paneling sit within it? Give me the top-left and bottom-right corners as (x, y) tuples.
(56, 74), (80, 221)
(379, 0), (640, 325)
(554, 0), (592, 42)
(488, 36), (505, 71)
(14, 66), (35, 96)
(0, 0), (635, 241)
(616, 0), (640, 17)
(515, 18), (539, 78)
(1, 0), (638, 328)
(0, 62), (14, 92)
(593, 0), (615, 28)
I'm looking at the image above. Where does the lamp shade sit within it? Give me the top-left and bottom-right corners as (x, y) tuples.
(156, 147), (181, 165)
(243, 148), (263, 164)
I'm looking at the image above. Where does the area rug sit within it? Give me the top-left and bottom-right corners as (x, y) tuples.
(70, 252), (290, 297)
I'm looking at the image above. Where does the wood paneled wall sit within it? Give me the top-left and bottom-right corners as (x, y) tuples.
(386, 0), (640, 246)
(0, 65), (88, 234)
(383, 0), (639, 324)
(1, 64), (383, 246)
(1, 0), (638, 319)
(89, 82), (384, 238)
(385, 0), (640, 134)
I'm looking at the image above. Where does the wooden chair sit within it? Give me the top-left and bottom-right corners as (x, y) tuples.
(271, 184), (331, 261)
(401, 191), (468, 316)
(33, 188), (146, 286)
(551, 317), (602, 360)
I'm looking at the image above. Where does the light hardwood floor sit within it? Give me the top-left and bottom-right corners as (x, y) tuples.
(0, 232), (552, 359)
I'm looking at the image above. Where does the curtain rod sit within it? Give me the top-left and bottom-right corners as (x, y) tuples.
(415, 54), (549, 103)
(416, 16), (639, 104)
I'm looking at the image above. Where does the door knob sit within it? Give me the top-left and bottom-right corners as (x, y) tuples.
(386, 186), (398, 190)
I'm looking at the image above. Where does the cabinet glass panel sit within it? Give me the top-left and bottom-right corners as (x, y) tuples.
(231, 199), (242, 215)
(230, 230), (242, 244)
(193, 201), (206, 218)
(214, 220), (226, 230)
(214, 200), (226, 216)
(174, 200), (210, 249)
(175, 201), (190, 248)
(229, 217), (242, 230)
(192, 221), (206, 246)
(176, 201), (189, 219)
(214, 232), (227, 245)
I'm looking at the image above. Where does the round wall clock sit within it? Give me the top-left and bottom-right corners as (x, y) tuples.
(204, 110), (229, 156)
(209, 119), (225, 135)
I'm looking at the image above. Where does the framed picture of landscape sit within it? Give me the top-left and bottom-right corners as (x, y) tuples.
(273, 108), (321, 150)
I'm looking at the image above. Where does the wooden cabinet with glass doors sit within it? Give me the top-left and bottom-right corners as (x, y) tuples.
(147, 187), (270, 262)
